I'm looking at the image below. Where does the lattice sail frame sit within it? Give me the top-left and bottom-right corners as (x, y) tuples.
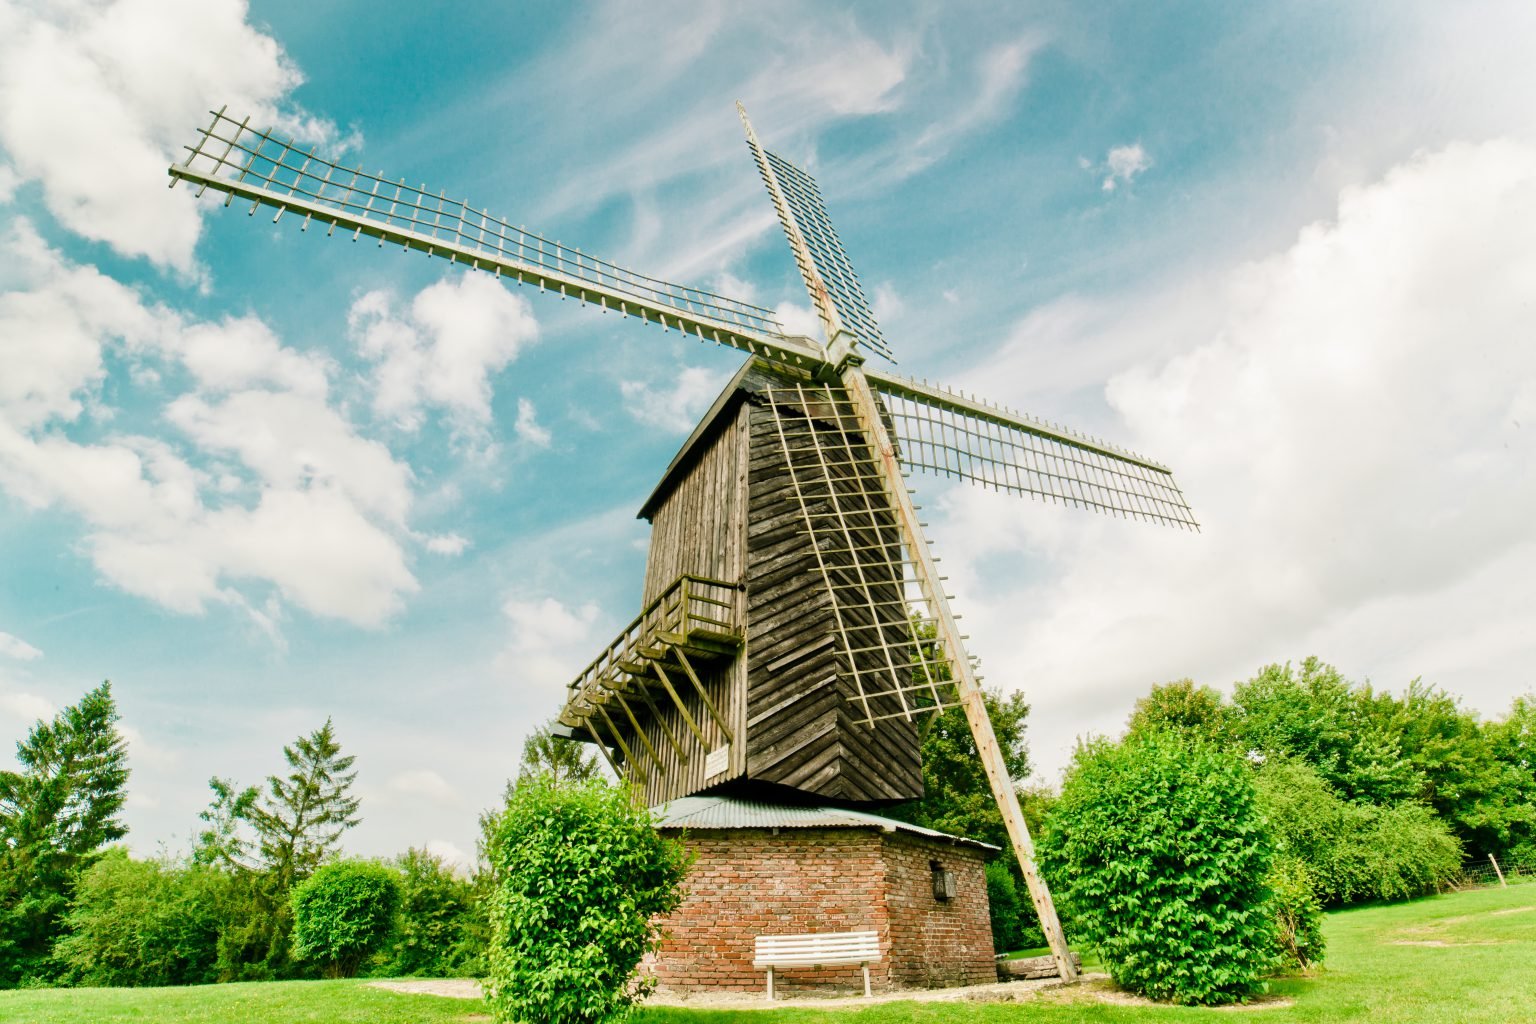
(760, 383), (968, 725)
(739, 104), (894, 364)
(167, 108), (824, 370)
(866, 370), (1200, 529)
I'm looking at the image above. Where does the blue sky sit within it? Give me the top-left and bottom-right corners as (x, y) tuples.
(1, 0), (1533, 866)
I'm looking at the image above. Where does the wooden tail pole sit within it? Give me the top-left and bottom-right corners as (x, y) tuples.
(840, 362), (1079, 984)
(1490, 853), (1508, 887)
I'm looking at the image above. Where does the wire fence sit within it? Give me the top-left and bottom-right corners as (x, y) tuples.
(1447, 856), (1536, 890)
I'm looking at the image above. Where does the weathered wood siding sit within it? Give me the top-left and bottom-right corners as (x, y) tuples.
(621, 359), (922, 805)
(740, 368), (923, 802)
(633, 404), (750, 805)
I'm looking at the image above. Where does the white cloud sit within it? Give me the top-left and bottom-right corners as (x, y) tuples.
(425, 839), (473, 870)
(871, 282), (906, 325)
(0, 221), (169, 429)
(0, 162), (17, 203)
(425, 533), (469, 556)
(166, 390), (412, 527)
(0, 631), (41, 661)
(0, 691), (54, 723)
(951, 138), (1536, 779)
(174, 317), (330, 399)
(620, 365), (731, 434)
(514, 398), (551, 447)
(498, 596), (603, 689)
(0, 224), (419, 629)
(386, 768), (461, 805)
(120, 722), (178, 770)
(774, 300), (822, 341)
(351, 274), (539, 435)
(1100, 143), (1150, 191)
(0, 0), (345, 273)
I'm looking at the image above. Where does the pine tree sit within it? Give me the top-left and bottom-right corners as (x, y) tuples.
(0, 681), (130, 987)
(248, 719), (360, 889)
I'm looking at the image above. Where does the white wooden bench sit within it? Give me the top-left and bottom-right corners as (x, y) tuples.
(753, 930), (881, 999)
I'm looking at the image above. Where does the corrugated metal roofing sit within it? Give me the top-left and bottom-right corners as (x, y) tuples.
(649, 793), (999, 852)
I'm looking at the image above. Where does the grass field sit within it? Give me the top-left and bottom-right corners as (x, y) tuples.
(3, 883), (1532, 1023)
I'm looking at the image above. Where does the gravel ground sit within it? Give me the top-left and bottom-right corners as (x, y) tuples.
(367, 973), (1088, 1010)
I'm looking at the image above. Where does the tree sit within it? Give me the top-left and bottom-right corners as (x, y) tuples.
(888, 687), (1031, 851)
(1252, 756), (1461, 905)
(291, 860), (400, 978)
(483, 776), (686, 1024)
(250, 719), (360, 890)
(1125, 678), (1236, 746)
(1488, 694), (1536, 860)
(1363, 681), (1536, 856)
(517, 722), (602, 786)
(54, 849), (226, 987)
(1041, 733), (1276, 1005)
(1232, 658), (1419, 804)
(0, 681), (129, 987)
(379, 848), (486, 978)
(192, 777), (259, 871)
(186, 721), (362, 980)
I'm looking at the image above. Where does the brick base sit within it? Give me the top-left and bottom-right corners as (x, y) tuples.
(647, 827), (993, 994)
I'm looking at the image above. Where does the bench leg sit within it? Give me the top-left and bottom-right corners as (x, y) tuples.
(863, 963), (871, 998)
(766, 966), (774, 1001)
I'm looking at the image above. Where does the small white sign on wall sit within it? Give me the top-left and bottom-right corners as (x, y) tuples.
(704, 745), (730, 778)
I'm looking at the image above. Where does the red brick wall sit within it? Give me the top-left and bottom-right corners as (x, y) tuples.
(881, 834), (995, 988)
(647, 827), (993, 994)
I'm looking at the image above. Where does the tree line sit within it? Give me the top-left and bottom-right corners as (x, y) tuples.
(894, 657), (1535, 959)
(4, 657), (1530, 1003)
(0, 683), (495, 988)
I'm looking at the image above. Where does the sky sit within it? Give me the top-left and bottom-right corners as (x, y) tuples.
(1, 0), (1533, 868)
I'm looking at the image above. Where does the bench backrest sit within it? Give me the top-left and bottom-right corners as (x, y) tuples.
(754, 930), (881, 966)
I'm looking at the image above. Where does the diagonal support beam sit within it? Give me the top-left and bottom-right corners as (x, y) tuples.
(652, 660), (711, 749)
(594, 703), (649, 784)
(840, 358), (1079, 984)
(673, 648), (733, 745)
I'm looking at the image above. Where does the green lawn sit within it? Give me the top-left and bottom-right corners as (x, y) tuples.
(4, 883), (1533, 1023)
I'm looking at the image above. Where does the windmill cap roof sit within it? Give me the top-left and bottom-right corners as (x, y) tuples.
(648, 792), (1000, 852)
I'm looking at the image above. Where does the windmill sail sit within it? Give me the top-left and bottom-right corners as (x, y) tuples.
(167, 108), (822, 370)
(738, 105), (894, 364)
(865, 368), (1200, 529)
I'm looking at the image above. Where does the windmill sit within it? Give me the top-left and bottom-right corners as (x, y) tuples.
(168, 103), (1197, 983)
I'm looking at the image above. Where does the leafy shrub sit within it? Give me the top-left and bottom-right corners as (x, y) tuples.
(1267, 855), (1325, 970)
(291, 861), (400, 978)
(1253, 757), (1461, 904)
(377, 848), (486, 977)
(55, 850), (226, 987)
(483, 776), (687, 1024)
(1334, 802), (1463, 902)
(1041, 734), (1275, 1005)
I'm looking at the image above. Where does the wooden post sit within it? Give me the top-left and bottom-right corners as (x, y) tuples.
(840, 362), (1079, 984)
(1490, 853), (1508, 887)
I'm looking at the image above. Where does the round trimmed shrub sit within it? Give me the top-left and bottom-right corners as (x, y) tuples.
(1041, 733), (1275, 1004)
(291, 860), (400, 978)
(483, 776), (687, 1024)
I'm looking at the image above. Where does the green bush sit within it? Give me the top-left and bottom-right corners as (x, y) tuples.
(291, 861), (400, 978)
(483, 776), (686, 1024)
(55, 850), (226, 987)
(1041, 734), (1275, 1005)
(1253, 757), (1462, 905)
(376, 848), (486, 977)
(1267, 855), (1325, 970)
(1334, 802), (1463, 902)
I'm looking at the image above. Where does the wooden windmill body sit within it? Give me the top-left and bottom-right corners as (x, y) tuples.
(169, 103), (1198, 981)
